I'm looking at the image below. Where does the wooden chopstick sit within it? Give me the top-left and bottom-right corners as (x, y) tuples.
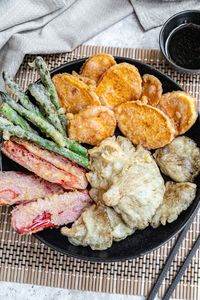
(147, 203), (200, 300)
(162, 233), (200, 300)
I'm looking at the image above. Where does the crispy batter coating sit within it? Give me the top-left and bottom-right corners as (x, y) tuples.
(151, 181), (196, 228)
(141, 74), (162, 106)
(52, 73), (100, 113)
(61, 204), (133, 250)
(158, 91), (197, 135)
(96, 63), (142, 108)
(115, 101), (175, 149)
(67, 106), (116, 146)
(154, 136), (200, 182)
(103, 146), (165, 229)
(80, 53), (116, 83)
(72, 71), (96, 87)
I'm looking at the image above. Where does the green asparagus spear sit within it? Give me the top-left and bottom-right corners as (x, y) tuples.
(28, 83), (65, 135)
(0, 102), (37, 134)
(0, 92), (87, 157)
(2, 71), (42, 115)
(0, 117), (89, 168)
(0, 92), (66, 147)
(34, 56), (67, 131)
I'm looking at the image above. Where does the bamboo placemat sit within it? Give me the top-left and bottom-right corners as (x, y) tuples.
(0, 45), (199, 300)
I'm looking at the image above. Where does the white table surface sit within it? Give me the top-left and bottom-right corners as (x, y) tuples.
(1, 14), (164, 300)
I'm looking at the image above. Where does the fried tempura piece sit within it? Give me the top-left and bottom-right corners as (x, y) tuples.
(96, 63), (142, 108)
(67, 106), (116, 145)
(61, 204), (113, 250)
(80, 53), (116, 83)
(151, 182), (196, 228)
(103, 146), (165, 229)
(52, 73), (100, 114)
(72, 71), (96, 87)
(61, 204), (133, 250)
(158, 91), (197, 135)
(154, 136), (200, 182)
(141, 74), (162, 106)
(115, 101), (175, 149)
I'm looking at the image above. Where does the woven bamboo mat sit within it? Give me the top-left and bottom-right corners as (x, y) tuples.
(0, 45), (199, 300)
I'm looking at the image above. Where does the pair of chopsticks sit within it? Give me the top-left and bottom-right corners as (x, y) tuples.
(147, 205), (200, 300)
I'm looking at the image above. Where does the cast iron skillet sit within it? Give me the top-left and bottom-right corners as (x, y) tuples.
(3, 57), (200, 261)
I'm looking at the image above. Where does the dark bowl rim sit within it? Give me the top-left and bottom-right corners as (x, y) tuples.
(159, 9), (200, 73)
(33, 57), (200, 262)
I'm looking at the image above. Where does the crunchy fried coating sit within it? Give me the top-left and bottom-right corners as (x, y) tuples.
(154, 136), (200, 182)
(61, 204), (133, 250)
(158, 91), (197, 135)
(72, 71), (96, 87)
(52, 73), (100, 114)
(115, 101), (175, 149)
(151, 182), (196, 228)
(67, 106), (116, 146)
(80, 53), (116, 83)
(103, 146), (165, 229)
(61, 204), (113, 250)
(141, 74), (162, 106)
(96, 63), (142, 108)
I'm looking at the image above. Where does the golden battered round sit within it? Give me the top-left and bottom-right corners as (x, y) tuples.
(67, 106), (116, 146)
(141, 74), (162, 106)
(115, 101), (175, 149)
(158, 91), (197, 135)
(80, 53), (116, 83)
(52, 73), (100, 114)
(96, 63), (142, 108)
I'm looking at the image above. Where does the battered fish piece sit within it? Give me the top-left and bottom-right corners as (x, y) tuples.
(151, 182), (196, 228)
(103, 146), (165, 229)
(80, 53), (116, 83)
(87, 136), (136, 190)
(52, 73), (100, 114)
(158, 91), (197, 135)
(67, 106), (116, 146)
(61, 204), (133, 250)
(141, 74), (162, 106)
(115, 101), (175, 149)
(154, 136), (200, 182)
(96, 63), (142, 108)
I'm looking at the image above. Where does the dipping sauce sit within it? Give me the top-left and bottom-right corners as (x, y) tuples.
(166, 23), (200, 69)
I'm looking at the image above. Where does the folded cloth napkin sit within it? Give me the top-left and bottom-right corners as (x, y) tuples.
(0, 0), (200, 90)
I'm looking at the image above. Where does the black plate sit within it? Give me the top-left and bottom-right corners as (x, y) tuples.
(3, 57), (200, 261)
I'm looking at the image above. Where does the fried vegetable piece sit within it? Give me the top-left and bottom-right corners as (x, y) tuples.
(103, 146), (165, 229)
(61, 204), (113, 250)
(61, 204), (133, 250)
(154, 136), (200, 182)
(115, 101), (175, 149)
(96, 63), (142, 108)
(67, 106), (116, 145)
(158, 91), (197, 135)
(141, 74), (162, 106)
(52, 73), (100, 114)
(79, 53), (116, 83)
(72, 71), (96, 86)
(151, 182), (196, 228)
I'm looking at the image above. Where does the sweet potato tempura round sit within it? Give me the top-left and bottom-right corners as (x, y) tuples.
(96, 63), (142, 108)
(67, 106), (116, 146)
(141, 74), (162, 106)
(158, 91), (197, 135)
(52, 73), (100, 114)
(80, 53), (116, 83)
(115, 101), (175, 149)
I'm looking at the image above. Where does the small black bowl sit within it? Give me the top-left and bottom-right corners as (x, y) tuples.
(159, 10), (200, 73)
